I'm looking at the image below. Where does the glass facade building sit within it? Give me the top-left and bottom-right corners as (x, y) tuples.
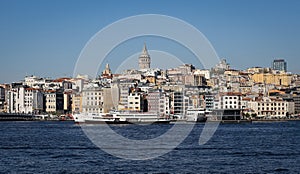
(272, 59), (287, 72)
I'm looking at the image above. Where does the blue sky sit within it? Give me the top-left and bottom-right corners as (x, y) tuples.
(0, 0), (299, 83)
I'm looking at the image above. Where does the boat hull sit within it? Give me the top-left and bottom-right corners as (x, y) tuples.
(74, 113), (170, 124)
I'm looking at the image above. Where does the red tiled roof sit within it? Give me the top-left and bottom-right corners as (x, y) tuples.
(220, 92), (242, 96)
(44, 90), (56, 93)
(52, 78), (71, 82)
(25, 88), (39, 91)
(242, 98), (252, 101)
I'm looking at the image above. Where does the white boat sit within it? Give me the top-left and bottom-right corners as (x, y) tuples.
(73, 111), (170, 124)
(186, 108), (207, 122)
(73, 113), (120, 124)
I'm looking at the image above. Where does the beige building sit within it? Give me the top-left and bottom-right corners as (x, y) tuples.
(127, 93), (144, 111)
(82, 84), (103, 114)
(45, 91), (56, 113)
(248, 97), (294, 118)
(102, 87), (115, 113)
(250, 73), (292, 86)
(184, 74), (206, 86)
(45, 90), (64, 114)
(71, 93), (82, 114)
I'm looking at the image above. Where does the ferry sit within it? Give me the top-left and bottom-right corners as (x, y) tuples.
(74, 111), (170, 124)
(186, 108), (207, 122)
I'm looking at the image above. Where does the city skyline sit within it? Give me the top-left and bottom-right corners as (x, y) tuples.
(1, 0), (300, 83)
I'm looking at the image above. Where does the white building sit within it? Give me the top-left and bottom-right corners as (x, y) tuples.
(158, 93), (170, 116)
(23, 75), (46, 88)
(215, 92), (242, 110)
(8, 86), (43, 114)
(193, 69), (210, 80)
(72, 78), (85, 92)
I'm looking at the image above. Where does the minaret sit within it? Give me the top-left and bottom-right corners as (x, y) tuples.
(102, 63), (112, 76)
(138, 43), (151, 70)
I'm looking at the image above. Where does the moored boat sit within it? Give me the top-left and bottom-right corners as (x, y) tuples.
(74, 111), (170, 124)
(186, 108), (207, 122)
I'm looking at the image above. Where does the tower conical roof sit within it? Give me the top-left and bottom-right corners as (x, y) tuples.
(141, 43), (149, 56)
(138, 43), (151, 69)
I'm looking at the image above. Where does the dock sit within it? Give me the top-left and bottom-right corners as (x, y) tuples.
(0, 113), (35, 121)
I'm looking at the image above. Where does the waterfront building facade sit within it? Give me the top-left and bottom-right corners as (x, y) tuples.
(248, 97), (294, 118)
(204, 94), (215, 111)
(81, 84), (103, 114)
(292, 93), (300, 114)
(147, 90), (170, 116)
(7, 86), (44, 114)
(127, 92), (144, 112)
(102, 87), (115, 113)
(215, 92), (242, 110)
(45, 89), (64, 114)
(171, 91), (189, 116)
(2, 43), (300, 122)
(0, 86), (5, 112)
(71, 93), (82, 114)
